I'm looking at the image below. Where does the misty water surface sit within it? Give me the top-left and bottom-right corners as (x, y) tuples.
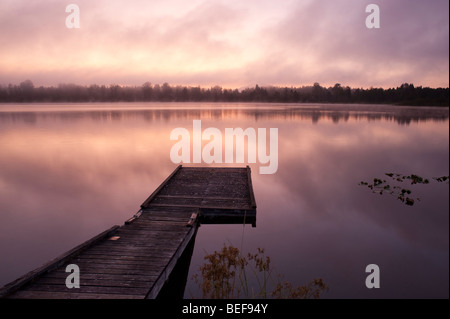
(0, 103), (448, 298)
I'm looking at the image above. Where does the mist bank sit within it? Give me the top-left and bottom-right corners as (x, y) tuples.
(1, 81), (448, 106)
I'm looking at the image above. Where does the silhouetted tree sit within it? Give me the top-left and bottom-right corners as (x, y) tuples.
(211, 85), (223, 102)
(142, 82), (153, 101)
(19, 80), (34, 101)
(0, 80), (448, 106)
(161, 82), (173, 101)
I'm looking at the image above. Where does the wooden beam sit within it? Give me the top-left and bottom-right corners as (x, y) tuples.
(247, 165), (257, 209)
(145, 223), (198, 299)
(146, 203), (255, 210)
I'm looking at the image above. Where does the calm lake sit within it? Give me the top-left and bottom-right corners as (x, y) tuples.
(0, 103), (448, 298)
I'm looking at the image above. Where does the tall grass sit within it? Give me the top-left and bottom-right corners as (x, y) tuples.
(192, 244), (328, 299)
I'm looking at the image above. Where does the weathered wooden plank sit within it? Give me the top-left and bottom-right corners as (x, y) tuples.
(21, 283), (149, 296)
(91, 237), (186, 247)
(151, 197), (204, 206)
(137, 215), (193, 222)
(107, 228), (188, 237)
(145, 223), (198, 299)
(67, 262), (167, 272)
(113, 228), (188, 235)
(128, 212), (193, 220)
(109, 229), (184, 237)
(138, 216), (193, 222)
(137, 214), (194, 224)
(147, 203), (255, 210)
(69, 255), (168, 267)
(7, 291), (143, 299)
(91, 238), (182, 247)
(0, 225), (120, 298)
(37, 277), (154, 288)
(88, 239), (186, 252)
(71, 254), (171, 263)
(76, 249), (177, 258)
(87, 238), (184, 247)
(131, 210), (193, 217)
(41, 266), (162, 277)
(40, 271), (157, 282)
(79, 249), (174, 258)
(141, 206), (199, 213)
(71, 260), (168, 271)
(82, 249), (179, 259)
(140, 165), (182, 208)
(156, 195), (247, 201)
(118, 222), (191, 229)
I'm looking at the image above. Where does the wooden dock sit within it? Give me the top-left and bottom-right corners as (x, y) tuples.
(0, 166), (257, 299)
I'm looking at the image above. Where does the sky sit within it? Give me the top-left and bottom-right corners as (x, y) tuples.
(0, 0), (448, 89)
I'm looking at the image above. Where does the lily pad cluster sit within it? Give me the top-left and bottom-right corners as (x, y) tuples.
(359, 173), (449, 206)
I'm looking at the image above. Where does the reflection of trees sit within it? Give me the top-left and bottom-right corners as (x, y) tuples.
(0, 82), (448, 106)
(0, 105), (448, 126)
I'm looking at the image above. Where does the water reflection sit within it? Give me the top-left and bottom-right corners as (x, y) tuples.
(0, 103), (448, 125)
(0, 103), (448, 298)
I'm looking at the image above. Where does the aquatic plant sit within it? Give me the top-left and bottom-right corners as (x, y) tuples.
(359, 173), (449, 206)
(192, 244), (328, 299)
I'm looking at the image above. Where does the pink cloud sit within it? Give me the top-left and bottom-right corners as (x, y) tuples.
(0, 0), (448, 88)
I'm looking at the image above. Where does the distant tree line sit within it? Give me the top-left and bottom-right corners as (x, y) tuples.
(0, 80), (448, 106)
